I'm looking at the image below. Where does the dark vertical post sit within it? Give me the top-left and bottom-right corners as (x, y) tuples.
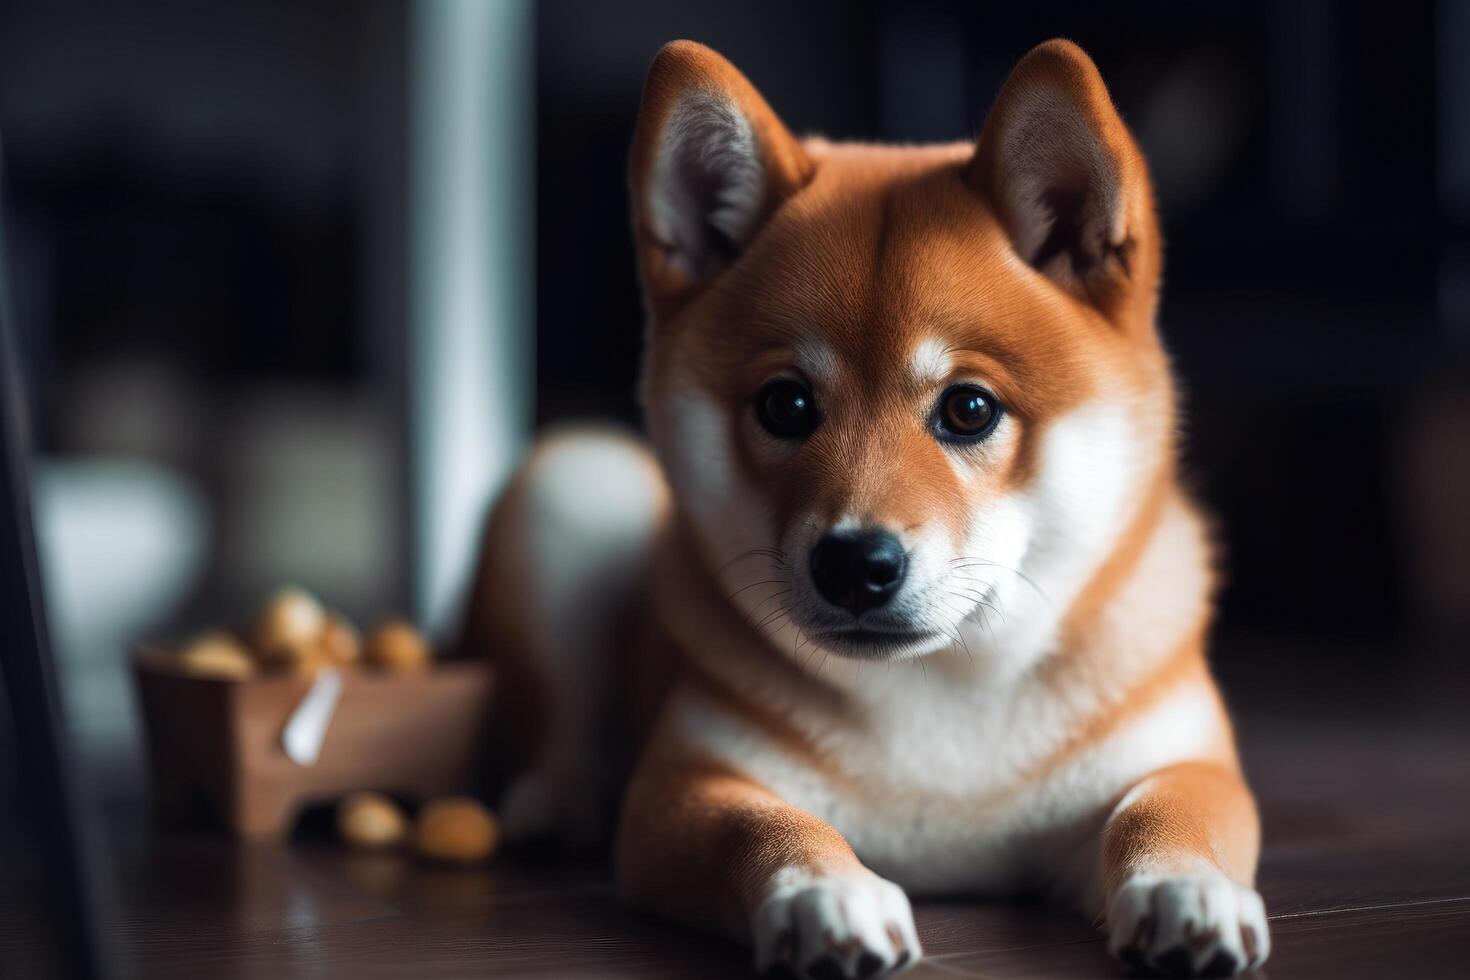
(1438, 0), (1470, 346)
(0, 139), (108, 980)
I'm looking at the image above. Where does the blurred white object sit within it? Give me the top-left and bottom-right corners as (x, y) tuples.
(408, 0), (534, 636)
(54, 358), (205, 466)
(31, 456), (208, 735)
(281, 667), (343, 766)
(219, 385), (397, 617)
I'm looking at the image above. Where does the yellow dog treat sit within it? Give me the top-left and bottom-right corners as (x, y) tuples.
(363, 619), (430, 672)
(318, 613), (362, 666)
(337, 791), (409, 850)
(254, 586), (327, 666)
(177, 631), (256, 681)
(413, 797), (499, 864)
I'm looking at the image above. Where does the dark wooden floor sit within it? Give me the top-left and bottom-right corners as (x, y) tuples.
(3, 652), (1469, 979)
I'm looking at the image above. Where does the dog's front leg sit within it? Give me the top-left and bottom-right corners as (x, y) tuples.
(1101, 761), (1270, 977)
(616, 755), (920, 978)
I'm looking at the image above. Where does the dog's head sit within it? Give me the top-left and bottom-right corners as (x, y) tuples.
(631, 40), (1176, 665)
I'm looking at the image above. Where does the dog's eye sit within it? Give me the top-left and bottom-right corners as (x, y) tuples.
(756, 379), (819, 440)
(936, 385), (1001, 441)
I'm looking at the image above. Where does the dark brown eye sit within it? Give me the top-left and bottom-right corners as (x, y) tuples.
(936, 385), (1001, 441)
(756, 379), (819, 440)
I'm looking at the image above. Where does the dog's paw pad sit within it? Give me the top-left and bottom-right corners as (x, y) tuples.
(1107, 872), (1269, 977)
(753, 870), (920, 979)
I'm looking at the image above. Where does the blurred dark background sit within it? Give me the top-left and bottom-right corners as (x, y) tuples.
(3, 1), (1470, 975)
(5, 0), (1466, 650)
(534, 0), (1469, 663)
(1, 0), (1466, 751)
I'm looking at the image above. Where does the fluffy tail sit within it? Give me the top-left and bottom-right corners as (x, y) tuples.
(459, 426), (667, 846)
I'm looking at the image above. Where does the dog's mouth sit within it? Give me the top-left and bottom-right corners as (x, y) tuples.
(811, 627), (943, 660)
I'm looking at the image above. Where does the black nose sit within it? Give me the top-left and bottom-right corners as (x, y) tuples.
(809, 529), (907, 615)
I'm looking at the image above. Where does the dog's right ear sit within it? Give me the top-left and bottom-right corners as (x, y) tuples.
(630, 41), (814, 318)
(968, 40), (1158, 326)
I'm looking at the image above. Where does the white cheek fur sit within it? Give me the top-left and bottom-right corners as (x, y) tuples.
(662, 385), (806, 647)
(911, 399), (1144, 674)
(663, 387), (763, 562)
(661, 382), (1151, 679)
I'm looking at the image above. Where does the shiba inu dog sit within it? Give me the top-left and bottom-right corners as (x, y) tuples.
(465, 38), (1269, 979)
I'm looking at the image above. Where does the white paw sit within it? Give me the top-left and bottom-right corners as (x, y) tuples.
(1107, 871), (1270, 976)
(751, 869), (920, 979)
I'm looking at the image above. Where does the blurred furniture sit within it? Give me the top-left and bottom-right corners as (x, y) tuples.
(134, 654), (492, 839)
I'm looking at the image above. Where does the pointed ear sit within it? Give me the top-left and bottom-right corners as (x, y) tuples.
(969, 40), (1158, 322)
(630, 41), (814, 317)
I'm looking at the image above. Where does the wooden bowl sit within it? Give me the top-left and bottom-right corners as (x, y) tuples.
(132, 648), (492, 840)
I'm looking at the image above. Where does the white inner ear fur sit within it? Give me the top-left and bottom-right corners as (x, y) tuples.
(649, 92), (765, 275)
(998, 86), (1125, 269)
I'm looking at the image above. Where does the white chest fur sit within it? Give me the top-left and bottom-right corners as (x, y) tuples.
(657, 401), (1222, 897)
(668, 664), (1223, 897)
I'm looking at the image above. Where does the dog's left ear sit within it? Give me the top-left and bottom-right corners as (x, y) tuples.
(969, 40), (1158, 324)
(630, 41), (814, 318)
